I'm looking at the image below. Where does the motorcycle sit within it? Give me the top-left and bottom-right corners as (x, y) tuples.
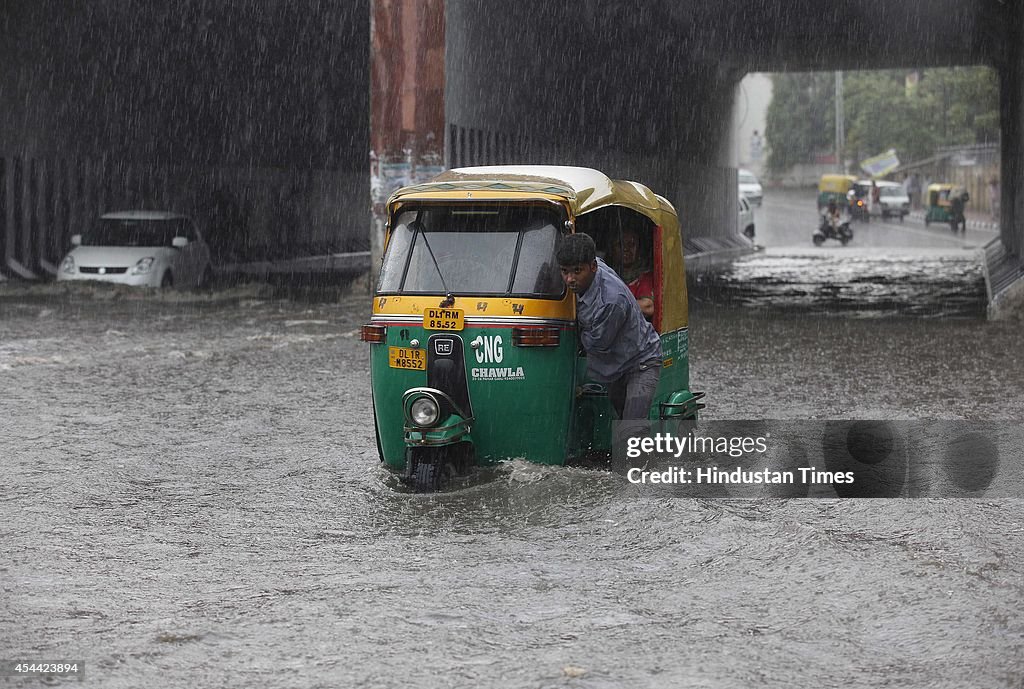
(847, 191), (870, 222)
(813, 212), (854, 246)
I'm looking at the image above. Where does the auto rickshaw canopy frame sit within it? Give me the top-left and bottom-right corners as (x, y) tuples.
(385, 165), (687, 334)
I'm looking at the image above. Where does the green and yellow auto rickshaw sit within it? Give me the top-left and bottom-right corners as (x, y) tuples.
(924, 183), (954, 225)
(817, 173), (857, 211)
(362, 165), (704, 490)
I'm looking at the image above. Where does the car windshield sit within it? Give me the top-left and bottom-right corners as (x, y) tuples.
(880, 187), (903, 197)
(84, 218), (188, 247)
(378, 204), (565, 297)
(739, 172), (758, 184)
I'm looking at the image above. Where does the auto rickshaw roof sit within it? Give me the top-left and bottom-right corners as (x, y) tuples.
(388, 165), (674, 219)
(818, 174), (857, 192)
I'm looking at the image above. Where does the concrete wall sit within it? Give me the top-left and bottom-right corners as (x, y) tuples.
(445, 0), (744, 248)
(0, 0), (370, 274)
(1001, 5), (1024, 258)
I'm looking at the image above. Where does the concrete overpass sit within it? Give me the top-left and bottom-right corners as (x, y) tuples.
(444, 0), (1023, 316)
(1, 0), (1022, 315)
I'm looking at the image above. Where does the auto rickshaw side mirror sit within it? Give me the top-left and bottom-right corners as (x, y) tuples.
(565, 220), (574, 232)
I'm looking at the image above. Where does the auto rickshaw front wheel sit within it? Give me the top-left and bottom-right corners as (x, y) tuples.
(412, 460), (455, 491)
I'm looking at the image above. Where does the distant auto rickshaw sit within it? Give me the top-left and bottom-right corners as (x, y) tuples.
(362, 166), (704, 490)
(817, 173), (857, 211)
(924, 183), (954, 226)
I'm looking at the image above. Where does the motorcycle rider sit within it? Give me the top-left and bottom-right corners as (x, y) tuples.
(823, 198), (843, 233)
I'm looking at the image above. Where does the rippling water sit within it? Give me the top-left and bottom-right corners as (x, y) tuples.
(1, 276), (1022, 688)
(692, 248), (987, 318)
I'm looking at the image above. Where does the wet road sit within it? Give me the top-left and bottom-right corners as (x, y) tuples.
(694, 189), (991, 318)
(2, 230), (1023, 688)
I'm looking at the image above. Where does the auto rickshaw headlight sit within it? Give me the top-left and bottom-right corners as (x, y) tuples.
(410, 396), (440, 427)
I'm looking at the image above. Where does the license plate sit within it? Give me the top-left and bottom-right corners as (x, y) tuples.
(388, 346), (426, 370)
(423, 308), (464, 331)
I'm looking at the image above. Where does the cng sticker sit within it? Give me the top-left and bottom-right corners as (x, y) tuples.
(474, 335), (504, 364)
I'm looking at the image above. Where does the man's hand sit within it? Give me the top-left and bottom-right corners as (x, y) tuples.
(637, 296), (654, 320)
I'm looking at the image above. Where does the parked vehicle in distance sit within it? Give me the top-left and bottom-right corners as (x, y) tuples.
(738, 194), (755, 239)
(57, 211), (213, 288)
(738, 169), (763, 206)
(873, 181), (910, 221)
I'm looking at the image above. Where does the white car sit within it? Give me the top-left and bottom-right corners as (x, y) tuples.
(738, 195), (755, 239)
(738, 169), (763, 206)
(57, 211), (213, 288)
(875, 182), (911, 221)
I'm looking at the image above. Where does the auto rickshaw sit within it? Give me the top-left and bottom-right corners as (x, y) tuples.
(924, 183), (954, 226)
(817, 173), (857, 211)
(362, 165), (704, 490)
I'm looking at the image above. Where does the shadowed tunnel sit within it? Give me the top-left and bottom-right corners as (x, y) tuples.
(1, 0), (1022, 311)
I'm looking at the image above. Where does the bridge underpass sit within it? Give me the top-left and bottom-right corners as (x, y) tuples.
(443, 0), (1024, 317)
(1, 0), (1022, 316)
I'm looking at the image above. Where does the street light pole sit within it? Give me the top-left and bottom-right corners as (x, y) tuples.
(835, 70), (844, 173)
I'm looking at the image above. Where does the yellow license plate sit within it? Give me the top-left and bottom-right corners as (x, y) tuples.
(388, 346), (426, 370)
(423, 308), (464, 331)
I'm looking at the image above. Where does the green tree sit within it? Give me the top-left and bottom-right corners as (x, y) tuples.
(765, 72), (835, 173)
(765, 66), (998, 174)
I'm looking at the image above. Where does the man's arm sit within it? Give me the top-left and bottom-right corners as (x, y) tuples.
(580, 301), (628, 354)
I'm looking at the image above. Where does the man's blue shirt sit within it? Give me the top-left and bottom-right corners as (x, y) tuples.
(575, 258), (662, 383)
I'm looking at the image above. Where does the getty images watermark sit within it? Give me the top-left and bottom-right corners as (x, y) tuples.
(611, 420), (1022, 498)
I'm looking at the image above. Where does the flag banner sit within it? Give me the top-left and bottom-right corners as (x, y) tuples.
(860, 149), (900, 178)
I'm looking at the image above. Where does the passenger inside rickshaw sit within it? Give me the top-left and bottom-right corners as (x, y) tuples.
(576, 206), (657, 322)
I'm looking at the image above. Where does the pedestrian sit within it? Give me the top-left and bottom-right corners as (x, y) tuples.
(556, 232), (661, 422)
(909, 173), (922, 210)
(988, 177), (1000, 221)
(951, 188), (968, 234)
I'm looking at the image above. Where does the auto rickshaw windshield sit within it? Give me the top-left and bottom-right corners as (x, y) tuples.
(378, 204), (565, 297)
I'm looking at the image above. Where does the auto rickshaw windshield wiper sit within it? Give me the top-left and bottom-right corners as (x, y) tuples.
(411, 220), (455, 307)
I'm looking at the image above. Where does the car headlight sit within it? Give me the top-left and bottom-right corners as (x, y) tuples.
(60, 256), (75, 274)
(410, 396), (440, 427)
(131, 257), (155, 275)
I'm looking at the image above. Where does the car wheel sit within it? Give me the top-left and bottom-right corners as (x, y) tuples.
(160, 271), (174, 288)
(200, 265), (214, 288)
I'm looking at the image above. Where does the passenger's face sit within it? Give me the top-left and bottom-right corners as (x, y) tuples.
(560, 261), (598, 294)
(612, 231), (640, 266)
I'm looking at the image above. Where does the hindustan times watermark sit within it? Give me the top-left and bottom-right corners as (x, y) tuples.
(611, 420), (1023, 498)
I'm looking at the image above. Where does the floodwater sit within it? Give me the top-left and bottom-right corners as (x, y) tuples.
(2, 269), (1023, 688)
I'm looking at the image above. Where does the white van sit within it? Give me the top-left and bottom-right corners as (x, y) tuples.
(871, 181), (910, 220)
